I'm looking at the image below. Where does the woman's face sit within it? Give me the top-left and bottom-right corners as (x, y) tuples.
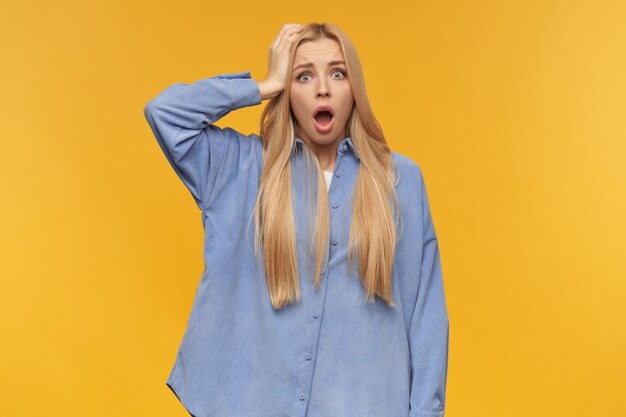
(290, 38), (354, 149)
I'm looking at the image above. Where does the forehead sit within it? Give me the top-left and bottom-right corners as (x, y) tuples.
(294, 38), (344, 63)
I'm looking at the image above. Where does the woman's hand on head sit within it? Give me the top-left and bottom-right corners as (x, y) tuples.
(257, 23), (303, 100)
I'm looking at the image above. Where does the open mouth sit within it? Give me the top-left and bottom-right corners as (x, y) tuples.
(314, 110), (334, 126)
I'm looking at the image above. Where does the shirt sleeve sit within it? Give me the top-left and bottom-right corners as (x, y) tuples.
(408, 169), (450, 417)
(143, 71), (262, 211)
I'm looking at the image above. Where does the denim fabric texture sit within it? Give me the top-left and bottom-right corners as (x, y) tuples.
(143, 71), (449, 417)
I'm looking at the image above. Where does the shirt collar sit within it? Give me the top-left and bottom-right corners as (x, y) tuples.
(294, 136), (361, 162)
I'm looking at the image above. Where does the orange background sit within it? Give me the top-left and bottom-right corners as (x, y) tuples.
(1, 1), (625, 416)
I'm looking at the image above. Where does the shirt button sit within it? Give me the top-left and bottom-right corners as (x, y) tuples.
(331, 203), (338, 209)
(335, 172), (341, 178)
(312, 312), (319, 318)
(306, 353), (312, 360)
(299, 393), (306, 401)
(331, 239), (337, 246)
(343, 144), (348, 151)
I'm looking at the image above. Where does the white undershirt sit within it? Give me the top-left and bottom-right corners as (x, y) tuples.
(323, 170), (333, 191)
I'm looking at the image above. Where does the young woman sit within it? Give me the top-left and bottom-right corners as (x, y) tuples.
(144, 22), (449, 417)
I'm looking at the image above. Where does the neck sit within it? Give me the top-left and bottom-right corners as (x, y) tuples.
(296, 131), (347, 172)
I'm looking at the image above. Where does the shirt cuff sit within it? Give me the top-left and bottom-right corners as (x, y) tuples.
(409, 410), (445, 417)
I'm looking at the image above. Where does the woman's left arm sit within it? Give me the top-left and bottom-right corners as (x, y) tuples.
(408, 170), (450, 417)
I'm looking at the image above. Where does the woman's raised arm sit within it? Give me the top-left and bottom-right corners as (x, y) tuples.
(143, 71), (262, 211)
(143, 24), (302, 211)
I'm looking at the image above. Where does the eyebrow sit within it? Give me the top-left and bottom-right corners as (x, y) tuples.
(293, 60), (346, 72)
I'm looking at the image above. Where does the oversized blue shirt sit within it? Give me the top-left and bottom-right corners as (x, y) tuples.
(143, 70), (449, 417)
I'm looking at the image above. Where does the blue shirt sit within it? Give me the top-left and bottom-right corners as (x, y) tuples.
(144, 70), (449, 417)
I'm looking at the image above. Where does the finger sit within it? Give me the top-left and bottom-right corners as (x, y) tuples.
(279, 24), (300, 39)
(277, 25), (299, 45)
(277, 32), (297, 51)
(272, 24), (302, 51)
(277, 28), (302, 51)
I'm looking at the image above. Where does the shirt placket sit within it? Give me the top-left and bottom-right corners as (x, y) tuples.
(291, 142), (349, 417)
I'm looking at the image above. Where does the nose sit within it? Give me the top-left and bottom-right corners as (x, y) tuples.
(316, 79), (330, 98)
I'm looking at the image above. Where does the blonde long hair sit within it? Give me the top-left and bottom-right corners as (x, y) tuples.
(250, 22), (403, 310)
